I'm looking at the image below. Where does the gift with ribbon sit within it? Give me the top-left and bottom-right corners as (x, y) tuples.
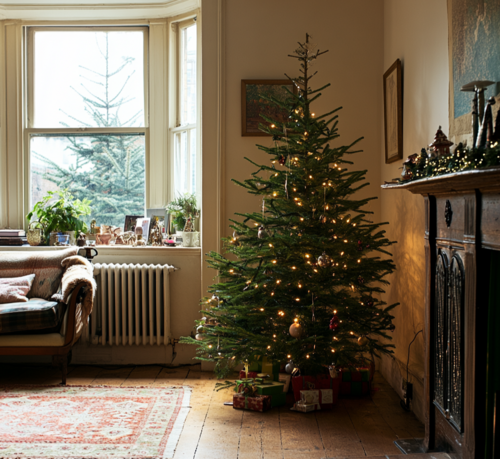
(291, 374), (340, 408)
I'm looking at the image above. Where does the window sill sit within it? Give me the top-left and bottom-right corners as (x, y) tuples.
(0, 245), (201, 257)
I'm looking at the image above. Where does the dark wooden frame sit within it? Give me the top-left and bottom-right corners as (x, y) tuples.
(0, 282), (86, 385)
(383, 59), (403, 164)
(241, 79), (295, 137)
(382, 166), (500, 459)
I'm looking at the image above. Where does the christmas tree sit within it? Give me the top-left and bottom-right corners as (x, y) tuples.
(33, 33), (145, 228)
(182, 35), (398, 378)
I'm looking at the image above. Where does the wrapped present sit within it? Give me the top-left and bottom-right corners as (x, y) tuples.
(235, 379), (286, 408)
(247, 357), (280, 381)
(300, 389), (334, 409)
(292, 374), (340, 407)
(292, 401), (316, 412)
(338, 364), (374, 396)
(233, 393), (271, 412)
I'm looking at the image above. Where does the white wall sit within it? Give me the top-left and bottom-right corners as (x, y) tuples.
(379, 0), (449, 423)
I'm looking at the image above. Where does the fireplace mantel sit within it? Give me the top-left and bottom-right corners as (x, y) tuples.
(383, 167), (500, 458)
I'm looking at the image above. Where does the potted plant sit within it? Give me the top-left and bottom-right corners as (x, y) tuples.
(166, 193), (199, 233)
(27, 189), (92, 246)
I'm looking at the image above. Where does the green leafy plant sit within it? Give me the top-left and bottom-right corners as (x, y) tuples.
(166, 193), (199, 230)
(27, 189), (92, 243)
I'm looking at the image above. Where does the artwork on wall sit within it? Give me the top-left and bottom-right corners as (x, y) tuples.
(241, 79), (296, 136)
(383, 59), (403, 164)
(448, 0), (500, 141)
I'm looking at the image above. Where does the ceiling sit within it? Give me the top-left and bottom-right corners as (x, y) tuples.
(0, 0), (199, 20)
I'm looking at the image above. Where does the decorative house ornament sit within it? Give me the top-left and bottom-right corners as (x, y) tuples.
(428, 126), (453, 158)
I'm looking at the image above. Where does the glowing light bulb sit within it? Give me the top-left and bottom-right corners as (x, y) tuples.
(208, 344), (212, 348)
(331, 349), (335, 353)
(276, 280), (281, 284)
(260, 308), (264, 311)
(294, 318), (299, 323)
(267, 346), (271, 349)
(306, 355), (310, 359)
(333, 310), (337, 314)
(272, 260), (277, 264)
(292, 266), (296, 270)
(229, 269), (234, 273)
(300, 217), (304, 221)
(287, 354), (291, 358)
(295, 298), (300, 302)
(269, 243), (273, 247)
(298, 283), (302, 288)
(305, 254), (310, 258)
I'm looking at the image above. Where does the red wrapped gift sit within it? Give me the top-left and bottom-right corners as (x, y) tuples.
(239, 370), (258, 379)
(292, 374), (340, 408)
(233, 393), (271, 412)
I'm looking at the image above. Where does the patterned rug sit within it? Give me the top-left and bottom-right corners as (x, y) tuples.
(0, 385), (191, 458)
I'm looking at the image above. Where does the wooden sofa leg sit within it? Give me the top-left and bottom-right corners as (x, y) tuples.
(52, 353), (70, 385)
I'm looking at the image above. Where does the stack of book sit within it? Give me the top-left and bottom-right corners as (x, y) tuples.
(0, 229), (28, 246)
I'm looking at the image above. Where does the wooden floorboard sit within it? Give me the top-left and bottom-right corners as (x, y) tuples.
(0, 365), (440, 458)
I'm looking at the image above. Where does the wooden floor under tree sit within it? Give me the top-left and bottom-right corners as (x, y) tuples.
(0, 364), (454, 459)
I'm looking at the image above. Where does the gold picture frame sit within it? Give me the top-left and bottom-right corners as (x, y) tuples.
(383, 59), (403, 164)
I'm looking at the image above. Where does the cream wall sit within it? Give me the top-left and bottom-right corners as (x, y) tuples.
(222, 0), (384, 236)
(379, 0), (449, 424)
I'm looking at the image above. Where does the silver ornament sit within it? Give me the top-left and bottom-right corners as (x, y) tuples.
(258, 226), (267, 239)
(317, 252), (332, 267)
(285, 361), (294, 374)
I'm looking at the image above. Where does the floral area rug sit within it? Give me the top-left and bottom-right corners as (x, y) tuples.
(0, 385), (191, 458)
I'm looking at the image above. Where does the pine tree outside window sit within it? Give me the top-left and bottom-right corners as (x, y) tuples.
(27, 27), (148, 229)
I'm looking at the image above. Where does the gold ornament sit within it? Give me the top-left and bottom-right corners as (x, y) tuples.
(289, 322), (302, 339)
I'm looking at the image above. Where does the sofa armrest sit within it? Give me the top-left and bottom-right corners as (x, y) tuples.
(62, 281), (87, 347)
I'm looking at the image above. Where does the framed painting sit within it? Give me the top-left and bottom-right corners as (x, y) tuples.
(383, 59), (403, 164)
(448, 0), (500, 142)
(124, 215), (143, 233)
(241, 79), (295, 136)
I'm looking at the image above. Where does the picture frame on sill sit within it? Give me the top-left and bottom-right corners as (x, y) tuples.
(383, 59), (403, 164)
(241, 79), (296, 136)
(124, 215), (143, 233)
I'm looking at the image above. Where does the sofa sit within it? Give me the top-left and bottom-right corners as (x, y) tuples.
(0, 248), (96, 384)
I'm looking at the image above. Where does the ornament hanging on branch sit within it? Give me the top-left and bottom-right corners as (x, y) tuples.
(289, 321), (303, 339)
(278, 155), (286, 166)
(317, 252), (332, 267)
(357, 336), (369, 346)
(258, 226), (267, 239)
(329, 315), (339, 331)
(285, 360), (295, 374)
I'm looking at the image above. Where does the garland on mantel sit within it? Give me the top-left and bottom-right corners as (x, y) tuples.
(400, 141), (500, 183)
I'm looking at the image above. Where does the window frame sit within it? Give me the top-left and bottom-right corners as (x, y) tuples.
(169, 18), (201, 202)
(25, 25), (150, 221)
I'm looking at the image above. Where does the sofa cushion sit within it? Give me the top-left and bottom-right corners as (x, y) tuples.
(0, 248), (78, 300)
(0, 298), (66, 335)
(0, 274), (36, 303)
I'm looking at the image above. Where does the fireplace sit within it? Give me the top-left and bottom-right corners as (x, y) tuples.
(383, 167), (500, 459)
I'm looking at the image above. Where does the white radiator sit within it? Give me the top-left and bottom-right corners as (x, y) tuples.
(90, 263), (178, 346)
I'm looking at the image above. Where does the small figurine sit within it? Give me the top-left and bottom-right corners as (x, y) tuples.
(90, 219), (99, 234)
(135, 225), (146, 247)
(401, 153), (418, 181)
(76, 232), (87, 247)
(150, 222), (163, 246)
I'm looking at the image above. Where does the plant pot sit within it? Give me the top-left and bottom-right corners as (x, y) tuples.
(49, 231), (75, 246)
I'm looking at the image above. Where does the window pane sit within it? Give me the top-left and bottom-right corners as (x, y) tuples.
(33, 30), (145, 128)
(190, 128), (197, 192)
(31, 134), (145, 228)
(180, 24), (197, 126)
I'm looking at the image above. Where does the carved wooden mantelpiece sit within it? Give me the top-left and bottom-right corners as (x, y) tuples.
(382, 166), (500, 459)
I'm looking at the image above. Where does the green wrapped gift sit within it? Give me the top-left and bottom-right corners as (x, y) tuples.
(235, 379), (286, 407)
